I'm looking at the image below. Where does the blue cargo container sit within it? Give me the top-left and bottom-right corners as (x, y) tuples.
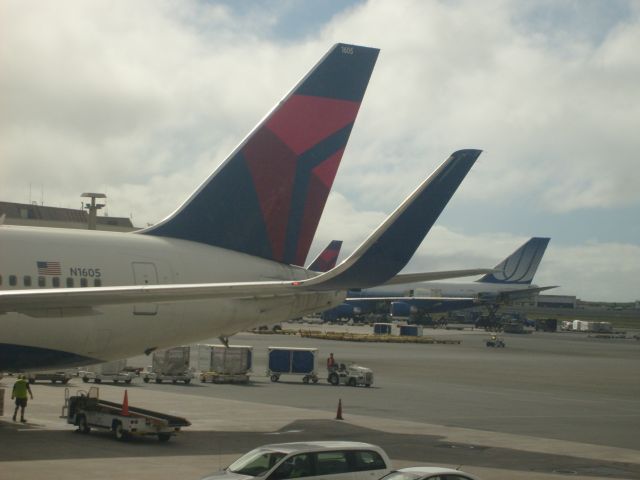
(399, 325), (423, 336)
(373, 323), (393, 334)
(267, 347), (318, 384)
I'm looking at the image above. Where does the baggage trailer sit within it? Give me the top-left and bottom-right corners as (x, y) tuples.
(200, 345), (253, 384)
(80, 360), (136, 384)
(267, 347), (318, 383)
(143, 346), (195, 384)
(28, 371), (72, 384)
(65, 387), (190, 442)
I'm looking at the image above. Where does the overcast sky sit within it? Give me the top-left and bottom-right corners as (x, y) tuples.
(1, 0), (639, 302)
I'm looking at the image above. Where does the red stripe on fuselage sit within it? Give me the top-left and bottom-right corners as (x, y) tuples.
(267, 95), (360, 155)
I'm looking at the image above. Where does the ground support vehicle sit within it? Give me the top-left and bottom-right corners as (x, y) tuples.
(143, 346), (196, 384)
(64, 387), (190, 442)
(143, 371), (194, 384)
(28, 371), (72, 384)
(267, 347), (319, 383)
(328, 363), (374, 387)
(486, 336), (506, 348)
(199, 345), (252, 383)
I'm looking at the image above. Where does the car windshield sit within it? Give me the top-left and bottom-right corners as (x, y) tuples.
(380, 472), (424, 480)
(228, 449), (287, 477)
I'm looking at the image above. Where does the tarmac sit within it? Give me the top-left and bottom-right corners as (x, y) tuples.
(1, 326), (639, 480)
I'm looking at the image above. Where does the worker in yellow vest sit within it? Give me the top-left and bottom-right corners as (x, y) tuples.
(11, 375), (34, 423)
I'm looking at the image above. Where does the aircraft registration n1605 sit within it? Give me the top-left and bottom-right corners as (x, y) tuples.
(0, 43), (483, 371)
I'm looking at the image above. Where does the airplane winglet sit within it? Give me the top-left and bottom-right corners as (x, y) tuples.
(303, 149), (482, 290)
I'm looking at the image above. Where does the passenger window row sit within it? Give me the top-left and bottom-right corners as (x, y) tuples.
(0, 274), (102, 288)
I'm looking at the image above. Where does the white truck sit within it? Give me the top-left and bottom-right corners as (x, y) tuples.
(143, 346), (195, 384)
(80, 360), (136, 384)
(199, 345), (253, 383)
(65, 387), (190, 442)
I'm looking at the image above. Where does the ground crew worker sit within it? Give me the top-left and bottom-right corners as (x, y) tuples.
(11, 375), (34, 423)
(327, 352), (335, 370)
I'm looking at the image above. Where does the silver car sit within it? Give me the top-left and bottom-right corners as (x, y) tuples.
(201, 441), (391, 480)
(379, 466), (481, 480)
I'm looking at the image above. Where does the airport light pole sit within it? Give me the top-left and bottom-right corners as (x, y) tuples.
(81, 192), (106, 230)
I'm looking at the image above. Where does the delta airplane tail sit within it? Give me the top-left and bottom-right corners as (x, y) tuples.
(307, 240), (343, 272)
(142, 43), (379, 267)
(477, 237), (550, 285)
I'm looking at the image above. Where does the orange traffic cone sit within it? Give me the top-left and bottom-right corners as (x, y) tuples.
(121, 389), (129, 416)
(335, 398), (343, 420)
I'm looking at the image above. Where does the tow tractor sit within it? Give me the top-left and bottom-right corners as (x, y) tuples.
(327, 363), (374, 387)
(486, 335), (506, 348)
(63, 387), (190, 442)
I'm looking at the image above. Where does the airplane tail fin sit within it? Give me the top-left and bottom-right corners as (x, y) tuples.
(307, 240), (343, 272)
(142, 43), (379, 266)
(477, 237), (550, 285)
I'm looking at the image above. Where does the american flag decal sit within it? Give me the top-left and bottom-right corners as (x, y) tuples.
(37, 261), (62, 275)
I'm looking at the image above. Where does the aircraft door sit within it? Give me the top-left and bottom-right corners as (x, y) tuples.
(132, 262), (159, 315)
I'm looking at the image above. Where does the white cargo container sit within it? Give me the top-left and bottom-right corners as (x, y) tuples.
(81, 360), (135, 384)
(144, 346), (194, 384)
(200, 345), (253, 383)
(189, 344), (214, 373)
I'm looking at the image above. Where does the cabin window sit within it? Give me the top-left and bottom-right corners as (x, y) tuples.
(9, 275), (17, 286)
(80, 278), (88, 287)
(23, 276), (32, 287)
(94, 278), (102, 287)
(66, 277), (74, 288)
(52, 277), (60, 288)
(38, 276), (46, 287)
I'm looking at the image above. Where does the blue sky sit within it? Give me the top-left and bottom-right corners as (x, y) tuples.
(1, 0), (639, 301)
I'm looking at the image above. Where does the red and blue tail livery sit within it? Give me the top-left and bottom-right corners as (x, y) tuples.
(144, 43), (379, 266)
(307, 240), (343, 272)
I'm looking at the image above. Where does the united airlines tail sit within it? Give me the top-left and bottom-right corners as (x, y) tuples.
(477, 237), (550, 285)
(142, 43), (378, 267)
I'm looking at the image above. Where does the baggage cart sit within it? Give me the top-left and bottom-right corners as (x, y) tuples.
(267, 347), (318, 383)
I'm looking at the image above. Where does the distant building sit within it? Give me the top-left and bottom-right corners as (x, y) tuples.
(0, 201), (136, 232)
(535, 294), (577, 309)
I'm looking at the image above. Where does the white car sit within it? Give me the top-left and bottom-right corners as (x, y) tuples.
(201, 441), (391, 480)
(379, 466), (481, 480)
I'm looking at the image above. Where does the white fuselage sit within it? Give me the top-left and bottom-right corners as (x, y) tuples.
(360, 280), (533, 299)
(0, 226), (345, 368)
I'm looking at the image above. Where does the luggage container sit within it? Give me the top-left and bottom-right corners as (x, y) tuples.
(399, 325), (423, 336)
(200, 345), (253, 383)
(373, 323), (393, 335)
(27, 371), (73, 384)
(267, 347), (318, 384)
(143, 346), (194, 384)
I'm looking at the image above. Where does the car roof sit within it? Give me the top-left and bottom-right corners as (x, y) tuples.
(395, 466), (478, 478)
(256, 441), (384, 454)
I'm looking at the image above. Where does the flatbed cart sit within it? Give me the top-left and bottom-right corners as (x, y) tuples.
(200, 372), (250, 384)
(142, 371), (194, 384)
(63, 387), (190, 442)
